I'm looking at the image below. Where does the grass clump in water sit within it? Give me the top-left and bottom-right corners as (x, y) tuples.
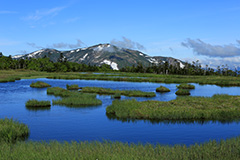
(66, 84), (81, 90)
(156, 86), (170, 92)
(111, 93), (121, 99)
(0, 118), (29, 143)
(47, 87), (102, 107)
(106, 94), (240, 121)
(2, 137), (240, 159)
(25, 99), (51, 108)
(175, 89), (191, 95)
(52, 95), (102, 106)
(81, 87), (156, 97)
(47, 87), (74, 97)
(176, 83), (195, 89)
(30, 81), (51, 88)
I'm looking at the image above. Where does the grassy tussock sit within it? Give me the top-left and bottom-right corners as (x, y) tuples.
(81, 87), (156, 97)
(111, 93), (121, 99)
(0, 118), (29, 143)
(66, 84), (81, 90)
(175, 89), (191, 95)
(1, 137), (240, 159)
(47, 87), (102, 106)
(30, 81), (51, 88)
(156, 86), (170, 92)
(25, 99), (51, 107)
(106, 94), (240, 121)
(177, 83), (195, 89)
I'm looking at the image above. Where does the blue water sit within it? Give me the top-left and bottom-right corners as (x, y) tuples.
(0, 78), (240, 146)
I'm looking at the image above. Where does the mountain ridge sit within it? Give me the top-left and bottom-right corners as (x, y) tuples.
(13, 43), (185, 70)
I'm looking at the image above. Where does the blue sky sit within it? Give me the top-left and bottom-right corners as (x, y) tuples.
(1, 0), (240, 68)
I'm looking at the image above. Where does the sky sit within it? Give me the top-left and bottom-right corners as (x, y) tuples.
(1, 0), (240, 68)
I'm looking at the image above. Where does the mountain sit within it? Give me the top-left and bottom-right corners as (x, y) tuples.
(12, 43), (185, 70)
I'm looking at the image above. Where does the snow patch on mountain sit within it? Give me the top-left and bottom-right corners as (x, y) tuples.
(148, 58), (158, 64)
(179, 61), (185, 69)
(101, 59), (119, 70)
(28, 49), (44, 58)
(12, 54), (24, 59)
(80, 53), (88, 61)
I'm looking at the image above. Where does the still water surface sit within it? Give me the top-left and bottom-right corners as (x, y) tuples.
(0, 78), (240, 145)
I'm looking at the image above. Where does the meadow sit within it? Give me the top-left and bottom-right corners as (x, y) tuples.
(106, 94), (240, 121)
(0, 137), (240, 159)
(1, 69), (240, 87)
(1, 70), (240, 159)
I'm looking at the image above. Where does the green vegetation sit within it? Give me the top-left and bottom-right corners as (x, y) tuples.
(30, 81), (51, 88)
(177, 83), (195, 89)
(81, 87), (156, 97)
(47, 87), (102, 106)
(156, 86), (170, 92)
(0, 118), (29, 143)
(175, 89), (191, 95)
(47, 87), (72, 97)
(25, 99), (51, 108)
(111, 93), (121, 99)
(107, 94), (240, 121)
(1, 70), (240, 87)
(66, 84), (81, 90)
(1, 137), (240, 159)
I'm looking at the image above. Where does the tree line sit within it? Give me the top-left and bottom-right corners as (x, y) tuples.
(0, 53), (112, 72)
(0, 52), (238, 76)
(120, 60), (239, 76)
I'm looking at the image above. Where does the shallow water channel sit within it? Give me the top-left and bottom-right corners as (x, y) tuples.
(0, 78), (240, 146)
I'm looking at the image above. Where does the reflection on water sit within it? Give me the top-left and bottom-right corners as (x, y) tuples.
(0, 78), (240, 145)
(26, 106), (51, 112)
(106, 113), (240, 125)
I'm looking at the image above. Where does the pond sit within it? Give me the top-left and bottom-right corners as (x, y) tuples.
(0, 78), (240, 146)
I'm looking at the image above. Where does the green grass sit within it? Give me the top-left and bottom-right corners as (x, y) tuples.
(0, 118), (29, 143)
(177, 83), (195, 89)
(156, 86), (170, 92)
(1, 70), (240, 87)
(175, 89), (191, 95)
(81, 87), (156, 97)
(25, 99), (51, 107)
(47, 87), (102, 106)
(1, 137), (240, 159)
(30, 81), (51, 88)
(66, 84), (81, 90)
(111, 93), (121, 99)
(106, 94), (240, 121)
(47, 87), (76, 97)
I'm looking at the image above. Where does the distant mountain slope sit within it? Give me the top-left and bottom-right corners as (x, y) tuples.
(13, 43), (185, 70)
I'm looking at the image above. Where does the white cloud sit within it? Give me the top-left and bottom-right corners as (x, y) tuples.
(182, 39), (240, 57)
(182, 56), (240, 69)
(64, 17), (81, 23)
(110, 37), (146, 51)
(0, 10), (17, 14)
(24, 6), (65, 21)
